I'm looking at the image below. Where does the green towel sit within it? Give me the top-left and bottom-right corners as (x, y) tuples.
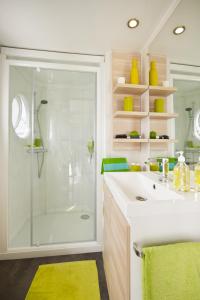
(143, 242), (200, 300)
(101, 157), (129, 174)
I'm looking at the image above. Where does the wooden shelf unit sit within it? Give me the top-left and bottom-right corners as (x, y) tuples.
(113, 138), (148, 143)
(113, 83), (148, 95)
(149, 139), (178, 143)
(114, 111), (148, 119)
(111, 51), (177, 153)
(149, 86), (177, 97)
(149, 112), (178, 120)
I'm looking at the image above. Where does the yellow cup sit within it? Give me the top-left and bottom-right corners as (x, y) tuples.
(154, 98), (165, 113)
(130, 164), (142, 172)
(150, 162), (159, 171)
(124, 96), (133, 111)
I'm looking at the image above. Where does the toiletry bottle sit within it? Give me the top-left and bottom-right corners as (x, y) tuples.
(173, 151), (190, 192)
(194, 157), (200, 192)
(130, 59), (139, 84)
(149, 61), (158, 86)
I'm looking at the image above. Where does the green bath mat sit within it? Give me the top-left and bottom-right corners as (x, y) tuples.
(25, 260), (101, 300)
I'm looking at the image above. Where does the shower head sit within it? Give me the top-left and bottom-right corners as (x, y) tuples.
(37, 100), (48, 112)
(185, 107), (192, 112)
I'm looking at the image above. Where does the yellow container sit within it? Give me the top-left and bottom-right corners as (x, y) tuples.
(124, 96), (133, 111)
(149, 61), (158, 86)
(130, 163), (142, 172)
(150, 162), (159, 171)
(154, 98), (165, 112)
(130, 59), (139, 84)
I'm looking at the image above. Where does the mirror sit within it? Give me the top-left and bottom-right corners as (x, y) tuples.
(149, 0), (200, 164)
(173, 79), (200, 165)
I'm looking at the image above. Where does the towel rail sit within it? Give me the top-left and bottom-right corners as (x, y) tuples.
(133, 243), (144, 258)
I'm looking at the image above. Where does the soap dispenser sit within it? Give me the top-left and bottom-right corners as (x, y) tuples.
(194, 157), (200, 192)
(173, 151), (190, 192)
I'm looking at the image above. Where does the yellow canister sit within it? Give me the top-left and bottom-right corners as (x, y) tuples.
(154, 98), (165, 113)
(130, 163), (142, 172)
(124, 96), (134, 111)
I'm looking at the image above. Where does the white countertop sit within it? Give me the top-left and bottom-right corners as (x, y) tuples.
(104, 172), (200, 218)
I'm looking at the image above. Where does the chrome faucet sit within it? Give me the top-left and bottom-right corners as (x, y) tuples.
(160, 158), (169, 182)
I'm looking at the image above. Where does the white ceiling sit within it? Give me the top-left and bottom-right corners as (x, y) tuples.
(150, 0), (200, 65)
(0, 0), (176, 55)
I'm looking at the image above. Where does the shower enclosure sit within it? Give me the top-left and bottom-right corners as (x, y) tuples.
(0, 48), (103, 254)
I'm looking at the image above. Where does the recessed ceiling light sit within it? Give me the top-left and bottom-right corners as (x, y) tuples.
(173, 25), (185, 35)
(127, 18), (139, 29)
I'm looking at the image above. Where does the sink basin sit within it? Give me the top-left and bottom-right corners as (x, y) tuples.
(104, 172), (200, 217)
(106, 172), (183, 202)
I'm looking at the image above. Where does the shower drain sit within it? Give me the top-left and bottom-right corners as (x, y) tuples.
(80, 214), (90, 220)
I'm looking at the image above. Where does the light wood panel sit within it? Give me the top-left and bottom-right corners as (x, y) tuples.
(103, 183), (130, 300)
(113, 83), (148, 95)
(113, 138), (148, 143)
(149, 86), (177, 97)
(149, 112), (178, 120)
(114, 111), (148, 119)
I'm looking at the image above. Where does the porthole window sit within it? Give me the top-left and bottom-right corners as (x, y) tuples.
(12, 95), (30, 138)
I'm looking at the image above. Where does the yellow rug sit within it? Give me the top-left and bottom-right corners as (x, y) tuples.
(25, 260), (101, 300)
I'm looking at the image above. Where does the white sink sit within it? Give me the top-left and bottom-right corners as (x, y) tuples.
(104, 172), (200, 217)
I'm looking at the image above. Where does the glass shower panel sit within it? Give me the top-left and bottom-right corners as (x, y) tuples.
(32, 68), (96, 245)
(8, 66), (35, 248)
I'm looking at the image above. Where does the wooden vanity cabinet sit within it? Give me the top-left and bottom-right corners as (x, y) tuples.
(103, 183), (131, 300)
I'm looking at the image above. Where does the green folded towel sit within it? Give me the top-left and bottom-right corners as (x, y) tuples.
(101, 157), (129, 174)
(143, 242), (200, 300)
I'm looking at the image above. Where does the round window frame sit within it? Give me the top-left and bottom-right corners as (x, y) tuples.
(11, 94), (30, 139)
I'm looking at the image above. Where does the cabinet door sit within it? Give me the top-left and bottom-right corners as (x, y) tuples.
(103, 183), (130, 300)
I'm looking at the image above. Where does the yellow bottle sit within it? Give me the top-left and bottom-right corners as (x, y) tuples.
(173, 151), (190, 192)
(149, 61), (158, 86)
(130, 59), (139, 84)
(194, 157), (200, 192)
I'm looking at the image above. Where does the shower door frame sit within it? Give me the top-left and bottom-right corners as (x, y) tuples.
(0, 47), (105, 259)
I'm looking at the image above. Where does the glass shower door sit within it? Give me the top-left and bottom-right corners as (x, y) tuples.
(32, 67), (97, 245)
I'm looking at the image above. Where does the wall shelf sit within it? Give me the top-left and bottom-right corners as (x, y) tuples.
(149, 86), (177, 97)
(149, 139), (178, 144)
(114, 111), (148, 119)
(113, 83), (148, 95)
(149, 112), (178, 120)
(113, 138), (148, 143)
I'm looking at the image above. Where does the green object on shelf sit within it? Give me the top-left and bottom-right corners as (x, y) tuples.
(154, 98), (165, 112)
(124, 96), (134, 111)
(186, 140), (194, 148)
(129, 130), (139, 138)
(34, 138), (42, 147)
(149, 61), (158, 86)
(150, 131), (157, 139)
(101, 157), (129, 174)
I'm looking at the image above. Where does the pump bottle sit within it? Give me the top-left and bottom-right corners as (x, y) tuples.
(173, 151), (190, 192)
